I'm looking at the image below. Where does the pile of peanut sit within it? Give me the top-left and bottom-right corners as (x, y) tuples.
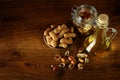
(44, 24), (76, 48)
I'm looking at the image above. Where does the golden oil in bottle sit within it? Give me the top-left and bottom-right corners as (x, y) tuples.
(84, 14), (117, 58)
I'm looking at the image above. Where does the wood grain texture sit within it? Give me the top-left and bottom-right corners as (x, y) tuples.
(0, 0), (120, 80)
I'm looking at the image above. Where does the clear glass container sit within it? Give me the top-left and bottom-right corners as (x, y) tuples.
(71, 5), (98, 36)
(84, 14), (117, 58)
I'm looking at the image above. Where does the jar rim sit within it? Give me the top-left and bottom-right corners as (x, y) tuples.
(71, 5), (98, 26)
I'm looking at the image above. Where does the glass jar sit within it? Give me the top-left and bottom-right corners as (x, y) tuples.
(71, 5), (98, 36)
(84, 14), (117, 58)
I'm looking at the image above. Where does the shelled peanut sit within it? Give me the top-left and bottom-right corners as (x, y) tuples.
(44, 24), (76, 48)
(51, 50), (89, 71)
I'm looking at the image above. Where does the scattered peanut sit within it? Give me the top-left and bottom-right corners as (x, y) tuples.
(54, 53), (61, 61)
(78, 63), (84, 70)
(64, 50), (70, 57)
(68, 64), (74, 69)
(60, 58), (67, 63)
(68, 56), (76, 64)
(78, 58), (84, 63)
(85, 57), (89, 63)
(77, 53), (88, 58)
(58, 43), (67, 48)
(58, 63), (66, 68)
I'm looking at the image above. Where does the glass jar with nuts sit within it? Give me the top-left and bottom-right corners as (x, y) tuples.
(44, 24), (76, 49)
(71, 5), (98, 36)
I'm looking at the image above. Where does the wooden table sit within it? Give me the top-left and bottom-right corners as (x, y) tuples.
(0, 0), (120, 80)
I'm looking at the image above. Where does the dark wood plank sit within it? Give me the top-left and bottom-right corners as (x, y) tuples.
(0, 0), (120, 80)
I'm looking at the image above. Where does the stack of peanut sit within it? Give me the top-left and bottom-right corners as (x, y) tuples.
(44, 24), (76, 48)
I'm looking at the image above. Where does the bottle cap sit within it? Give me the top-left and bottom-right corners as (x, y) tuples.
(98, 14), (109, 25)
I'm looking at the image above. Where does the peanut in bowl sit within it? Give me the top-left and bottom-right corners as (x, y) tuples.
(43, 24), (76, 49)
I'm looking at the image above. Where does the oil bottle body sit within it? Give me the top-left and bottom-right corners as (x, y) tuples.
(84, 28), (112, 58)
(83, 14), (116, 58)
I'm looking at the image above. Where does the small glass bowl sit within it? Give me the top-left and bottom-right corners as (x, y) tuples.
(71, 5), (98, 36)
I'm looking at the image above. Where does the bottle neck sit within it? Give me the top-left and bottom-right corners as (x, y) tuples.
(96, 20), (109, 29)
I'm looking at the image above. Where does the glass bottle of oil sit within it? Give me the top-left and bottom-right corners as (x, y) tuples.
(84, 14), (117, 58)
